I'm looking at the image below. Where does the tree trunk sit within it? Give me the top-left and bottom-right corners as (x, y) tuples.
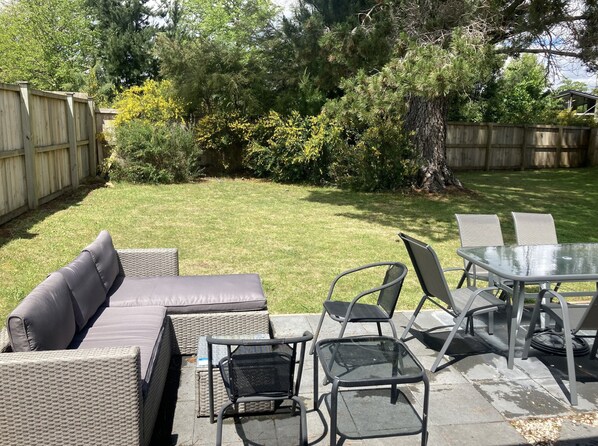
(404, 95), (462, 192)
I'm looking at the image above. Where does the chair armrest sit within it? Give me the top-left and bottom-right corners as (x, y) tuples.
(0, 346), (143, 446)
(117, 248), (179, 277)
(325, 262), (402, 302)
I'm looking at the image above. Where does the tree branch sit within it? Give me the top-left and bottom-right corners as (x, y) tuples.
(496, 47), (582, 58)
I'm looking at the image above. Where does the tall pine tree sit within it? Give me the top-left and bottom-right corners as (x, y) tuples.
(87, 0), (158, 92)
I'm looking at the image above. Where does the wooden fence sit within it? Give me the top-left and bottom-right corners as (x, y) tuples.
(0, 82), (96, 225)
(446, 122), (598, 170)
(2, 83), (598, 225)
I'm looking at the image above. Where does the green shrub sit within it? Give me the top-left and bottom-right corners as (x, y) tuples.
(107, 120), (202, 184)
(553, 109), (598, 127)
(327, 121), (417, 191)
(322, 75), (418, 191)
(244, 111), (342, 184)
(194, 113), (250, 173)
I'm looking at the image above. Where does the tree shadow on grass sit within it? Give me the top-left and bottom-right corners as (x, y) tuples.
(303, 168), (598, 244)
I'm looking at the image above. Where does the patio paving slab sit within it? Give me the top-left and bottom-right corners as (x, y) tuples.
(151, 310), (598, 445)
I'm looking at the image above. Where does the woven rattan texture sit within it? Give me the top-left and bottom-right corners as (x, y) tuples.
(0, 347), (143, 446)
(0, 328), (10, 352)
(142, 322), (172, 446)
(196, 367), (274, 417)
(117, 248), (179, 277)
(170, 311), (270, 355)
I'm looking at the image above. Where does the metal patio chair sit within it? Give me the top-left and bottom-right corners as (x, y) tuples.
(310, 262), (408, 354)
(523, 289), (598, 406)
(399, 233), (506, 372)
(512, 212), (558, 246)
(455, 213), (505, 287)
(207, 332), (313, 446)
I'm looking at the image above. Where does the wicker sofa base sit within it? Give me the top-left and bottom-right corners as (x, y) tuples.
(170, 310), (271, 355)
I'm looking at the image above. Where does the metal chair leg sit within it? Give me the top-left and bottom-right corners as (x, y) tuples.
(216, 401), (234, 446)
(401, 297), (426, 340)
(431, 311), (469, 372)
(310, 308), (327, 354)
(291, 396), (308, 446)
(522, 295), (543, 359)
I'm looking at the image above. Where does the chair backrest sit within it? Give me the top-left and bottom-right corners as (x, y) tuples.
(512, 212), (558, 245)
(216, 332), (312, 401)
(455, 214), (504, 247)
(399, 233), (455, 308)
(576, 293), (598, 332)
(376, 263), (408, 317)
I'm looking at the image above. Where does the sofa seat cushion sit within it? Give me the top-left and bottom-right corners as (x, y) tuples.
(68, 306), (166, 389)
(107, 274), (267, 313)
(7, 273), (76, 352)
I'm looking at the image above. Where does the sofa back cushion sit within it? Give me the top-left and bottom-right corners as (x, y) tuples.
(7, 273), (76, 352)
(82, 230), (120, 292)
(59, 251), (107, 330)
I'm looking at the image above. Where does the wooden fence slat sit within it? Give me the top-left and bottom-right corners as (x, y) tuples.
(18, 82), (38, 209)
(66, 94), (79, 189)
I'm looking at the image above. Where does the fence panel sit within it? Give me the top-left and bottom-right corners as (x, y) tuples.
(447, 123), (591, 170)
(0, 83), (96, 225)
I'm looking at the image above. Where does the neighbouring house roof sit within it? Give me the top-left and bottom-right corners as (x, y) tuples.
(554, 89), (598, 101)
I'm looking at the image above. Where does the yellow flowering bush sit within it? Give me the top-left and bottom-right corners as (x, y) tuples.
(113, 80), (184, 127)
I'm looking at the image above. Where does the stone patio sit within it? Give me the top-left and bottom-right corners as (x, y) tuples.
(149, 309), (598, 445)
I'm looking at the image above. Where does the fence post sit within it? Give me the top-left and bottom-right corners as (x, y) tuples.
(520, 125), (527, 171)
(66, 93), (79, 189)
(18, 82), (38, 210)
(87, 98), (97, 176)
(484, 123), (493, 171)
(589, 128), (598, 166)
(556, 126), (563, 168)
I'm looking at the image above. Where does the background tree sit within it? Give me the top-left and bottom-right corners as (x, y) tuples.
(490, 54), (558, 124)
(86, 0), (158, 93)
(358, 0), (598, 191)
(156, 0), (279, 116)
(0, 0), (95, 91)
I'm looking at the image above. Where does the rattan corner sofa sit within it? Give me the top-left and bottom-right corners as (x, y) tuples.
(0, 231), (270, 446)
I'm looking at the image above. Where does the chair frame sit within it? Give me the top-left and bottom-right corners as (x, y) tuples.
(523, 289), (598, 406)
(399, 233), (504, 372)
(207, 332), (313, 446)
(310, 262), (408, 354)
(455, 214), (504, 287)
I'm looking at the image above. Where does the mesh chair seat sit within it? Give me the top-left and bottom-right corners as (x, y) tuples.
(541, 303), (590, 330)
(451, 287), (504, 314)
(324, 300), (390, 322)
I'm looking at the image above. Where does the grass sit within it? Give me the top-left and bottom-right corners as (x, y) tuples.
(1, 168), (598, 326)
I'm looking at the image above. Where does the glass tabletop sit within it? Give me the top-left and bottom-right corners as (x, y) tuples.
(315, 336), (423, 384)
(457, 243), (598, 282)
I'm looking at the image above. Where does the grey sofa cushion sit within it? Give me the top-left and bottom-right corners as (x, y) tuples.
(7, 273), (76, 352)
(58, 251), (107, 331)
(82, 230), (120, 292)
(108, 274), (267, 313)
(69, 306), (166, 390)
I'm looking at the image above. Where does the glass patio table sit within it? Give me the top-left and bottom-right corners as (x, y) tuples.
(458, 243), (598, 368)
(314, 335), (429, 445)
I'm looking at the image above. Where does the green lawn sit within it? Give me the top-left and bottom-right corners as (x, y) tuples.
(1, 168), (598, 326)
